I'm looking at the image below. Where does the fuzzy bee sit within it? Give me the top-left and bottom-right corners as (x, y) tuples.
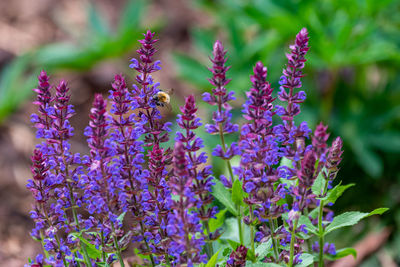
(152, 89), (173, 107)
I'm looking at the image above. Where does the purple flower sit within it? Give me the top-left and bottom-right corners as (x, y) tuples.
(129, 30), (173, 262)
(204, 40), (239, 185)
(167, 142), (206, 265)
(227, 245), (248, 267)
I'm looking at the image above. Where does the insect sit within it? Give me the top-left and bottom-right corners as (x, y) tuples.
(152, 89), (174, 107)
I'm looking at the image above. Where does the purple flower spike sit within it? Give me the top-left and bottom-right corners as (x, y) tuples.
(239, 61), (286, 223)
(83, 94), (125, 253)
(31, 70), (53, 137)
(278, 28), (310, 123)
(204, 40), (239, 185)
(129, 31), (173, 263)
(325, 137), (344, 179)
(312, 123), (330, 158)
(168, 142), (206, 266)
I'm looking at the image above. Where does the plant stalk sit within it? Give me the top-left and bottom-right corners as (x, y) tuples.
(288, 219), (298, 267)
(318, 178), (330, 267)
(217, 122), (243, 245)
(269, 219), (279, 261)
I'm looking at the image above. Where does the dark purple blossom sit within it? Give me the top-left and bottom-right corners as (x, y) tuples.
(227, 245), (248, 267)
(312, 242), (337, 255)
(204, 40), (240, 185)
(168, 142), (206, 266)
(82, 94), (125, 259)
(129, 30), (173, 263)
(177, 95), (217, 220)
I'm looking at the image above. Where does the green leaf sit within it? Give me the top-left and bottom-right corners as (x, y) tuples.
(227, 239), (240, 250)
(296, 253), (314, 266)
(117, 211), (127, 224)
(205, 249), (221, 267)
(255, 239), (273, 260)
(298, 215), (318, 235)
(232, 179), (244, 206)
(325, 247), (357, 260)
(325, 208), (388, 234)
(322, 183), (355, 205)
(69, 233), (102, 259)
(312, 170), (326, 196)
(368, 207), (389, 216)
(247, 247), (256, 262)
(209, 209), (227, 233)
(65, 255), (85, 262)
(246, 262), (283, 267)
(279, 157), (292, 168)
(211, 180), (238, 216)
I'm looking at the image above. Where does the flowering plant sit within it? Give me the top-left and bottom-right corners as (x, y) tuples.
(26, 29), (387, 267)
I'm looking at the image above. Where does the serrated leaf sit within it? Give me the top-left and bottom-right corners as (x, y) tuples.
(308, 207), (319, 220)
(211, 180), (238, 216)
(295, 253), (314, 266)
(69, 233), (102, 259)
(325, 208), (388, 234)
(255, 239), (273, 260)
(322, 183), (355, 205)
(209, 209), (228, 233)
(312, 170), (326, 196)
(325, 247), (357, 260)
(232, 179), (244, 206)
(205, 249), (221, 267)
(227, 239), (240, 250)
(246, 262), (283, 267)
(298, 215), (318, 235)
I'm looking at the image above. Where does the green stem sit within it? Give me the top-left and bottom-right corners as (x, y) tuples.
(69, 203), (91, 266)
(269, 219), (279, 262)
(39, 232), (50, 259)
(110, 222), (125, 267)
(60, 139), (91, 266)
(113, 235), (124, 267)
(249, 206), (255, 262)
(203, 221), (214, 259)
(100, 231), (106, 263)
(139, 222), (155, 267)
(237, 206), (244, 245)
(304, 208), (312, 252)
(318, 180), (330, 267)
(318, 203), (324, 267)
(288, 219), (298, 267)
(217, 121), (243, 245)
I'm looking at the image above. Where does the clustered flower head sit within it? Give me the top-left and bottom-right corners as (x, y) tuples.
(26, 28), (354, 267)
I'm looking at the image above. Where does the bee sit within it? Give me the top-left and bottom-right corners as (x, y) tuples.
(153, 89), (174, 107)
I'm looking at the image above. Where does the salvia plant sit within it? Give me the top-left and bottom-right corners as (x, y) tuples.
(26, 29), (387, 267)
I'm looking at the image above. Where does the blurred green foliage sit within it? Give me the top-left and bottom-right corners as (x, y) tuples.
(173, 0), (400, 189)
(0, 0), (148, 123)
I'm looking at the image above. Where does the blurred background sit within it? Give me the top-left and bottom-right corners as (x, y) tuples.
(0, 0), (399, 266)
